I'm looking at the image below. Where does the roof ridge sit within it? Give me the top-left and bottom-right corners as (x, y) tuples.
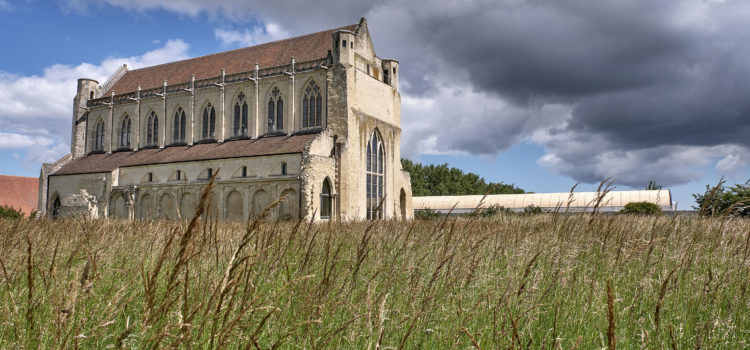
(0, 174), (38, 180)
(125, 23), (357, 75)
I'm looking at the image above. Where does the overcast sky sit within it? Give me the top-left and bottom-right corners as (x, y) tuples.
(1, 0), (748, 206)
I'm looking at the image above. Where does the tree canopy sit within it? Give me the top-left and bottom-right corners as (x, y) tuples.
(693, 179), (750, 217)
(401, 159), (525, 196)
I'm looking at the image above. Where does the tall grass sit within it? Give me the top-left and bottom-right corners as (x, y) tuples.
(1, 204), (749, 347)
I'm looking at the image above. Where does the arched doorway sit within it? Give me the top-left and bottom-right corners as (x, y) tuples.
(51, 196), (61, 219)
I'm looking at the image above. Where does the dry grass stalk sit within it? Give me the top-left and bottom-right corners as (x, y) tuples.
(606, 280), (615, 350)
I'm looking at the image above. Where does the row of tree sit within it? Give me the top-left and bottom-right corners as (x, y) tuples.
(401, 159), (525, 197)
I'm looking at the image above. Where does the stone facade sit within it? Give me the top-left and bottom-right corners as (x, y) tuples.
(38, 18), (413, 222)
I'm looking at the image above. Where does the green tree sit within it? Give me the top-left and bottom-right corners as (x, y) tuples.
(619, 202), (663, 215)
(693, 179), (750, 217)
(0, 205), (24, 219)
(401, 159), (525, 196)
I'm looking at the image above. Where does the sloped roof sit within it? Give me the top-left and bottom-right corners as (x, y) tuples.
(105, 23), (358, 95)
(413, 190), (673, 211)
(52, 133), (318, 176)
(0, 175), (39, 215)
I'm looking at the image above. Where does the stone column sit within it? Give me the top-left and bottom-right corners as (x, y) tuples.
(253, 63), (260, 138)
(288, 57), (296, 135)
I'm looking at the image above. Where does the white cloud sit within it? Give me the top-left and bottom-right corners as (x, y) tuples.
(0, 39), (190, 171)
(214, 23), (289, 47)
(0, 133), (54, 149)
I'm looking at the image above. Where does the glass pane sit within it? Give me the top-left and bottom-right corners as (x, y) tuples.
(277, 98), (283, 130)
(303, 96), (308, 127)
(316, 95), (322, 126)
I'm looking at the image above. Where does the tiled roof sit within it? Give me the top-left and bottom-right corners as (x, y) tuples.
(52, 133), (318, 176)
(105, 24), (358, 95)
(0, 175), (39, 216)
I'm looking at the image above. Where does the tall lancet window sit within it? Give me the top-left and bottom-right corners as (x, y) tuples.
(173, 107), (186, 142)
(146, 111), (159, 146)
(321, 177), (333, 219)
(94, 118), (105, 151)
(267, 87), (283, 132)
(202, 103), (216, 138)
(120, 115), (131, 148)
(302, 81), (322, 128)
(233, 92), (248, 136)
(366, 129), (385, 220)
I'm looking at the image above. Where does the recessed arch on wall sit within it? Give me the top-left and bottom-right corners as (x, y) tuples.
(50, 192), (61, 219)
(158, 192), (176, 221)
(179, 192), (196, 221)
(138, 193), (153, 220)
(225, 190), (244, 222)
(279, 188), (298, 221)
(252, 189), (271, 219)
(232, 166), (256, 178)
(201, 192), (219, 222)
(109, 192), (127, 219)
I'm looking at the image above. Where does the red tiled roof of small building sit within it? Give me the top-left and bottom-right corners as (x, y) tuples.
(0, 175), (39, 216)
(105, 24), (357, 95)
(52, 133), (319, 176)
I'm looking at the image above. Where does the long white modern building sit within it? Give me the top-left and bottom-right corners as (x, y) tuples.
(413, 190), (673, 213)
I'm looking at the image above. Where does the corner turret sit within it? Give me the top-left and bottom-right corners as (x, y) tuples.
(71, 78), (98, 158)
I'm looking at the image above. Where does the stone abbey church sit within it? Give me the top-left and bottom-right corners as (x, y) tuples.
(38, 18), (413, 222)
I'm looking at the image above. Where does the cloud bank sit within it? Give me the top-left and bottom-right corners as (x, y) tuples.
(38, 1), (750, 185)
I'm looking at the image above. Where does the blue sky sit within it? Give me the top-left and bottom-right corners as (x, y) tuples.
(1, 0), (748, 208)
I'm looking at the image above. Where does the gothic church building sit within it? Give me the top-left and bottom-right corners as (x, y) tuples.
(38, 18), (413, 222)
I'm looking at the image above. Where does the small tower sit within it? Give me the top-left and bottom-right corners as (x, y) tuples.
(331, 30), (355, 66)
(71, 78), (98, 158)
(382, 59), (399, 91)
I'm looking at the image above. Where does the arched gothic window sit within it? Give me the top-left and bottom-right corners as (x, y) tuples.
(233, 92), (248, 136)
(267, 87), (283, 132)
(366, 130), (385, 220)
(202, 103), (216, 139)
(173, 107), (186, 142)
(321, 177), (332, 219)
(302, 81), (322, 128)
(120, 115), (131, 148)
(147, 111), (159, 145)
(93, 118), (105, 151)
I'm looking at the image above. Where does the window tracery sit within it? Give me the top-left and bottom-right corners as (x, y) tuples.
(302, 81), (322, 128)
(120, 115), (131, 148)
(233, 92), (248, 136)
(366, 130), (385, 220)
(147, 111), (159, 145)
(173, 107), (186, 142)
(94, 118), (105, 151)
(267, 87), (283, 132)
(202, 103), (216, 139)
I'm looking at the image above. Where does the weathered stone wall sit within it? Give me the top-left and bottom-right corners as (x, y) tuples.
(48, 172), (111, 218)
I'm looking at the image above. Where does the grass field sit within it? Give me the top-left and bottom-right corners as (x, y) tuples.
(1, 203), (749, 348)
